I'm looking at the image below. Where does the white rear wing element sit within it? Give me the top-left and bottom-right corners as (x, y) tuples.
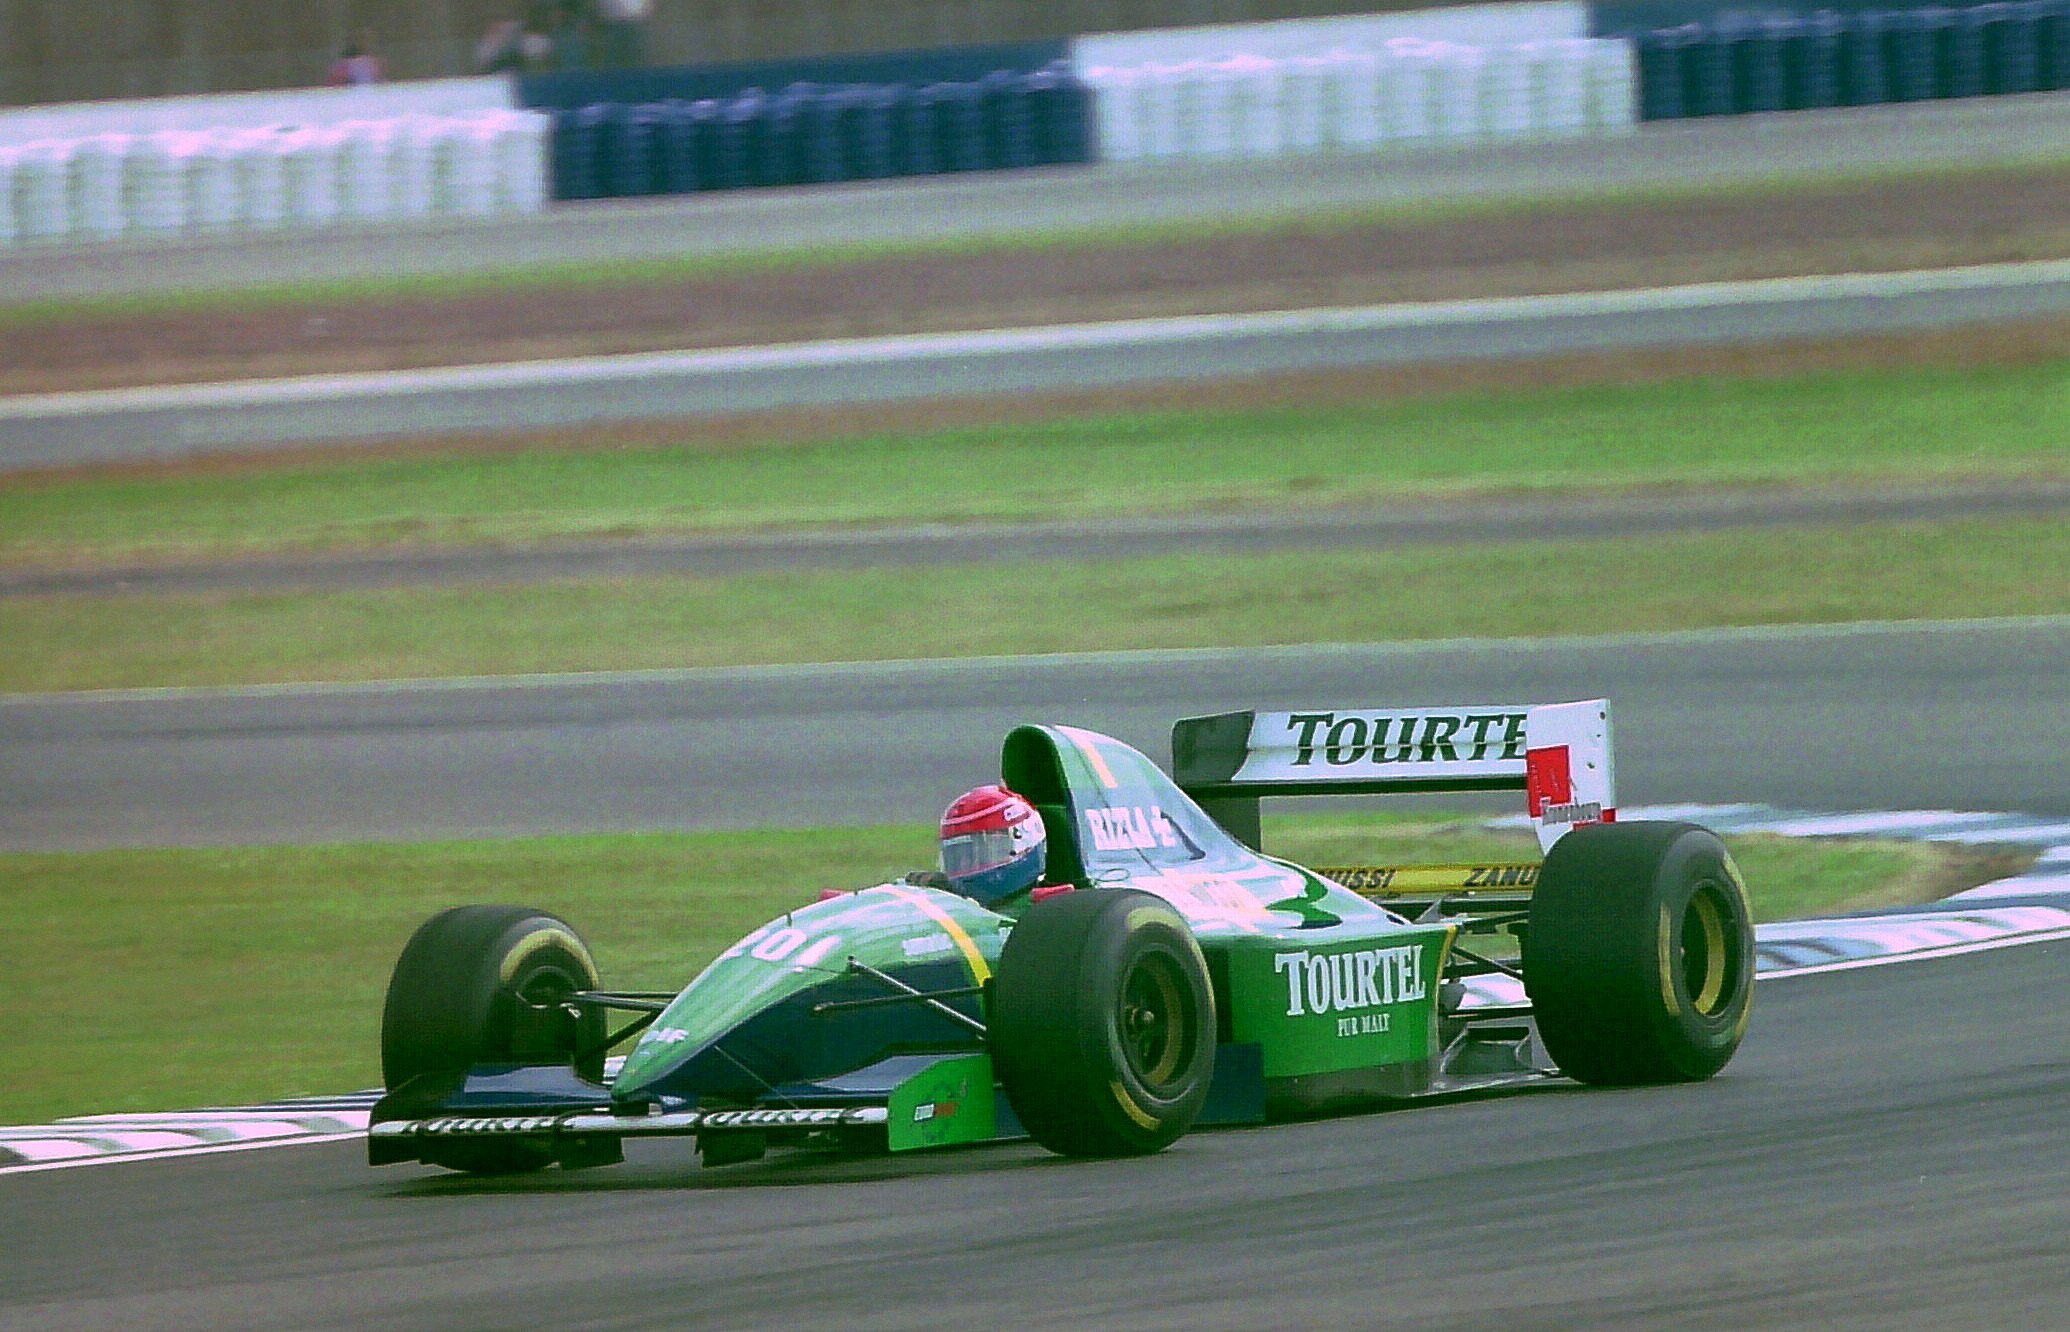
(1520, 699), (1617, 853)
(1170, 699), (1616, 853)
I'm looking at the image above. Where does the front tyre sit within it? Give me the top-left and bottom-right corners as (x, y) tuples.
(1523, 822), (1754, 1086)
(380, 904), (605, 1174)
(990, 889), (1215, 1158)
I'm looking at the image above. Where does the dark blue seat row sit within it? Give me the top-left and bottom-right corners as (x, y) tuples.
(551, 64), (1093, 200)
(1637, 2), (2070, 118)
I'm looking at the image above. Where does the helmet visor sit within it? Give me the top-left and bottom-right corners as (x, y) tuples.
(940, 828), (1026, 879)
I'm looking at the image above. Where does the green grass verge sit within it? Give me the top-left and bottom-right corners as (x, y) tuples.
(4, 362), (2065, 566)
(6, 158), (2064, 325)
(3, 516), (2064, 692)
(0, 815), (1992, 1123)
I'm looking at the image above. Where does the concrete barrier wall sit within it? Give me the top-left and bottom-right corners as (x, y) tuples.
(1083, 40), (1635, 164)
(1069, 3), (1623, 165)
(0, 75), (537, 248)
(0, 109), (549, 248)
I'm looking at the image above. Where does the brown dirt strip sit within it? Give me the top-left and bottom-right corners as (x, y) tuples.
(5, 164), (2070, 399)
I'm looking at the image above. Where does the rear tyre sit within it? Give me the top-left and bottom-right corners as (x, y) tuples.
(380, 904), (605, 1173)
(1523, 822), (1754, 1085)
(990, 889), (1215, 1157)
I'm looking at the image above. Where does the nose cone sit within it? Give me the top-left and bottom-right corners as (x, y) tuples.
(611, 882), (1008, 1103)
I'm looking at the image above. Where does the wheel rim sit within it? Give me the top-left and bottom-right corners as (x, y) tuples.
(498, 960), (587, 1061)
(515, 963), (582, 1008)
(1681, 882), (1738, 1017)
(1118, 948), (1195, 1091)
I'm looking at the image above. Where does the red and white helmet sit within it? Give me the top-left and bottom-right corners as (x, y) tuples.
(938, 785), (1046, 904)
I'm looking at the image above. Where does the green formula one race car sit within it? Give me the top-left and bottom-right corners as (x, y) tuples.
(368, 698), (1755, 1174)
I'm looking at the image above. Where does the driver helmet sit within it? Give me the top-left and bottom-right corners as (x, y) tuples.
(938, 785), (1046, 904)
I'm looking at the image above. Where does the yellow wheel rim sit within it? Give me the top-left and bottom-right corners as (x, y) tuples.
(1683, 885), (1732, 1017)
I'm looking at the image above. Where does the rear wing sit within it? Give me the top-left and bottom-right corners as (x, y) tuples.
(1170, 699), (1615, 855)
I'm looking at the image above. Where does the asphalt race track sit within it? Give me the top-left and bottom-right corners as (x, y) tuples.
(4, 940), (2064, 1331)
(4, 617), (2066, 851)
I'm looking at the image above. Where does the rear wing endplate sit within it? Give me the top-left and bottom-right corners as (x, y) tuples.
(1171, 699), (1615, 854)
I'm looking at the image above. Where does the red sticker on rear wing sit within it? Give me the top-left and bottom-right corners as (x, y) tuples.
(1522, 700), (1617, 852)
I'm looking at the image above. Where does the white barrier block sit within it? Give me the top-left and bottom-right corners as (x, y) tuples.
(1072, 5), (1591, 70)
(418, 116), (476, 216)
(1282, 56), (1336, 154)
(0, 96), (573, 244)
(455, 122), (503, 216)
(488, 110), (551, 213)
(185, 131), (242, 230)
(233, 129), (289, 229)
(1535, 40), (1593, 132)
(1083, 66), (1139, 164)
(282, 127), (343, 225)
(335, 120), (395, 220)
(1584, 40), (1639, 130)
(316, 126), (353, 220)
(1156, 63), (1206, 160)
(121, 133), (171, 234)
(390, 119), (437, 218)
(1479, 46), (1534, 137)
(1137, 63), (1189, 161)
(70, 133), (131, 239)
(1071, 34), (1637, 167)
(1516, 41), (1568, 133)
(0, 78), (520, 151)
(403, 118), (441, 215)
(1180, 63), (1238, 160)
(1206, 59), (1263, 160)
(1330, 51), (1385, 149)
(1380, 46), (1439, 142)
(0, 147), (19, 245)
(1429, 44), (1488, 140)
(1225, 54), (1284, 159)
(16, 140), (73, 239)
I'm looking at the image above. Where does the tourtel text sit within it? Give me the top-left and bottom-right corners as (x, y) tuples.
(1282, 712), (1527, 766)
(1274, 945), (1428, 1023)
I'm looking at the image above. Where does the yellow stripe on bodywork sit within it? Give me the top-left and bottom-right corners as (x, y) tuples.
(1055, 725), (1120, 789)
(879, 884), (992, 985)
(1321, 864), (1540, 895)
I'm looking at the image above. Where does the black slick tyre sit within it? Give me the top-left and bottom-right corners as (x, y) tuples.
(1523, 822), (1754, 1086)
(379, 904), (605, 1173)
(990, 889), (1215, 1157)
